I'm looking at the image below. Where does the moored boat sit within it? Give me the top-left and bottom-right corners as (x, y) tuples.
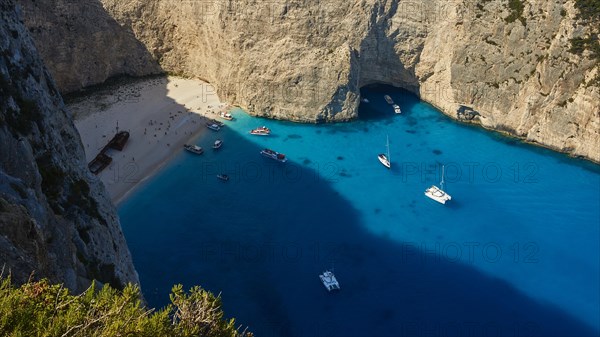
(378, 135), (391, 169)
(207, 118), (224, 127)
(206, 122), (221, 131)
(319, 270), (340, 292)
(425, 165), (452, 204)
(361, 98), (370, 103)
(384, 95), (394, 104)
(213, 139), (223, 149)
(393, 104), (402, 114)
(218, 111), (234, 120)
(184, 144), (203, 155)
(250, 126), (271, 136)
(260, 148), (287, 162)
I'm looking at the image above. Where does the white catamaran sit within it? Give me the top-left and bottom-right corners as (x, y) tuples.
(425, 165), (452, 204)
(378, 135), (391, 169)
(319, 267), (340, 292)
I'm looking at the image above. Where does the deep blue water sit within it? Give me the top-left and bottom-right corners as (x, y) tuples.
(119, 85), (600, 337)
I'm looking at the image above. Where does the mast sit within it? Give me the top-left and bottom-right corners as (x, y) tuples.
(386, 135), (390, 164)
(440, 165), (445, 190)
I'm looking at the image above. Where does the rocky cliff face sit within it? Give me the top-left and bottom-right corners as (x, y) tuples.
(20, 0), (600, 162)
(0, 1), (138, 291)
(17, 0), (161, 93)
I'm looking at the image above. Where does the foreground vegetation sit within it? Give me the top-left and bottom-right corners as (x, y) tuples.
(0, 277), (252, 337)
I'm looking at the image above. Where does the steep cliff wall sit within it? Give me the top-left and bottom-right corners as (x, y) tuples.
(19, 0), (599, 161)
(0, 1), (138, 292)
(17, 0), (161, 93)
(100, 0), (599, 161)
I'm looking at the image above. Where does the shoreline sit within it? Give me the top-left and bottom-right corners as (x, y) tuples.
(111, 125), (206, 205)
(71, 76), (227, 205)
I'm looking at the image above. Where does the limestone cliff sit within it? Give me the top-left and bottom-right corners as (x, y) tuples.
(101, 0), (600, 162)
(17, 0), (161, 93)
(21, 0), (600, 161)
(0, 1), (138, 292)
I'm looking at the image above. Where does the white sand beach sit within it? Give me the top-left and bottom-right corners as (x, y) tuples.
(70, 76), (226, 204)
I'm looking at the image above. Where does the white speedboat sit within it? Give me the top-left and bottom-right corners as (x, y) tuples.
(206, 122), (221, 131)
(213, 139), (223, 149)
(384, 95), (394, 104)
(425, 165), (452, 204)
(378, 135), (391, 169)
(183, 144), (203, 155)
(250, 126), (271, 136)
(361, 98), (370, 103)
(319, 270), (340, 292)
(207, 118), (224, 127)
(260, 148), (287, 162)
(219, 111), (234, 121)
(393, 104), (402, 114)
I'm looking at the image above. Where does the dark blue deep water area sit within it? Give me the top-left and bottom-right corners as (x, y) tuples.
(119, 85), (600, 336)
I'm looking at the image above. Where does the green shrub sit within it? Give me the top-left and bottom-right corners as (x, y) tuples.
(574, 0), (600, 22)
(505, 0), (526, 24)
(569, 1), (600, 87)
(0, 277), (252, 337)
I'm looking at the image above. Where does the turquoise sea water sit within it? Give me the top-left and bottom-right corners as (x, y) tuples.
(119, 85), (600, 337)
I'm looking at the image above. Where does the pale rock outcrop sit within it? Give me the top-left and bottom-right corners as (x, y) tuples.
(0, 1), (138, 291)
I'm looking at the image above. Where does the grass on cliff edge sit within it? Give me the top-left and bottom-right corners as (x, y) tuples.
(0, 277), (252, 337)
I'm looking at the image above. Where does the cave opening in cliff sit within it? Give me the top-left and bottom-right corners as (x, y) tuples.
(358, 83), (416, 121)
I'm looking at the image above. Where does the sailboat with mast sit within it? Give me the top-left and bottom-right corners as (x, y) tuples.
(425, 165), (452, 204)
(378, 135), (391, 169)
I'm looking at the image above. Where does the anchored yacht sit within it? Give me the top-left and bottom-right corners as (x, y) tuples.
(378, 135), (391, 169)
(183, 144), (203, 155)
(250, 126), (271, 136)
(260, 148), (287, 162)
(425, 165), (452, 204)
(319, 270), (340, 292)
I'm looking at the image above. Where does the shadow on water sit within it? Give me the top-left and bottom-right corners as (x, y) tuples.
(118, 91), (598, 337)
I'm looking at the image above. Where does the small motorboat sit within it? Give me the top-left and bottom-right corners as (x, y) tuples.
(183, 144), (203, 155)
(260, 148), (287, 162)
(207, 118), (224, 127)
(250, 126), (271, 136)
(206, 122), (221, 131)
(213, 139), (223, 149)
(393, 104), (402, 114)
(384, 95), (394, 104)
(361, 98), (370, 103)
(218, 111), (234, 120)
(217, 174), (229, 181)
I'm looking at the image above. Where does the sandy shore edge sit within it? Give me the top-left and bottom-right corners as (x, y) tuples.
(70, 76), (227, 204)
